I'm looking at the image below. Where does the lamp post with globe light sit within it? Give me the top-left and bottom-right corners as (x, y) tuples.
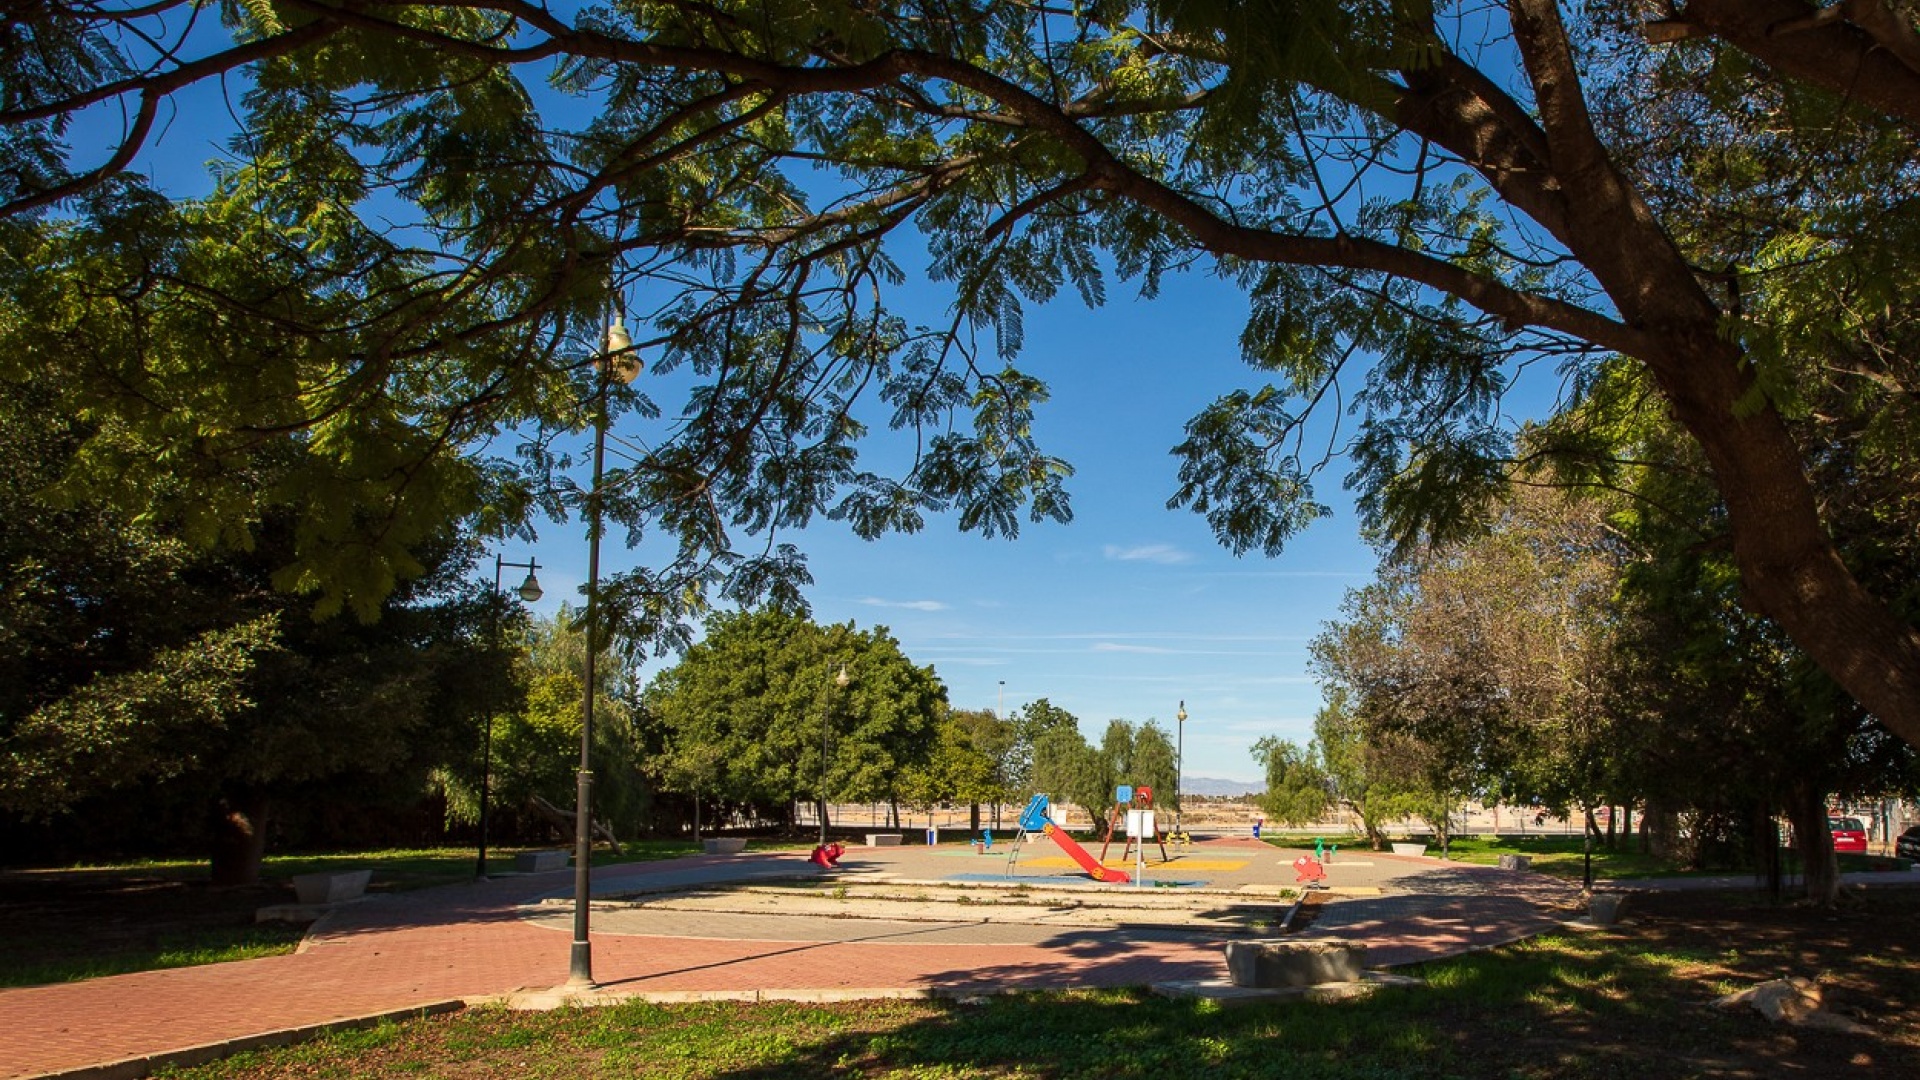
(568, 310), (641, 989)
(1175, 700), (1187, 837)
(477, 556), (541, 879)
(819, 664), (850, 847)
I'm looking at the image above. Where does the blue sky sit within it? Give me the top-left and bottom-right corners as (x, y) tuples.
(514, 267), (1381, 785)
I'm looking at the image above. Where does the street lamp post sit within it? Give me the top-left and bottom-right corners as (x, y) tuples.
(1175, 700), (1187, 836)
(819, 664), (850, 846)
(479, 556), (542, 879)
(569, 311), (641, 989)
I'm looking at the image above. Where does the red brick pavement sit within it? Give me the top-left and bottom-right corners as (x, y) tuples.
(0, 845), (1572, 1080)
(0, 859), (1223, 1080)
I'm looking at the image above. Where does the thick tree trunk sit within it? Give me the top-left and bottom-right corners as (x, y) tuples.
(1784, 783), (1841, 906)
(1644, 338), (1920, 753)
(208, 789), (270, 887)
(1642, 800), (1680, 859)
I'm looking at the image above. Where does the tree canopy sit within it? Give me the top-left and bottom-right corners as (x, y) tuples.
(7, 1), (1920, 749)
(640, 609), (946, 827)
(0, 376), (498, 881)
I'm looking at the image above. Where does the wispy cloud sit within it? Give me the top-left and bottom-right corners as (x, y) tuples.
(857, 597), (949, 612)
(1103, 543), (1193, 565)
(1091, 642), (1176, 654)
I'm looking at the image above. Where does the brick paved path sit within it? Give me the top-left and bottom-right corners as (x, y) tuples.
(0, 843), (1580, 1080)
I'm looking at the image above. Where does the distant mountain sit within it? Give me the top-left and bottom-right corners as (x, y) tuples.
(1181, 776), (1266, 798)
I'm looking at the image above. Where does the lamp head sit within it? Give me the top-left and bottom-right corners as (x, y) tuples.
(598, 316), (642, 384)
(1177, 700), (1187, 723)
(516, 568), (543, 603)
(835, 664), (850, 689)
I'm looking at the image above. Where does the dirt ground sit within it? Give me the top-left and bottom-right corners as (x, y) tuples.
(1407, 887), (1920, 1077)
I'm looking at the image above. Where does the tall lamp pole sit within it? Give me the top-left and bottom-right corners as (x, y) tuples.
(479, 556), (542, 879)
(569, 310), (641, 989)
(1175, 700), (1187, 836)
(819, 664), (850, 846)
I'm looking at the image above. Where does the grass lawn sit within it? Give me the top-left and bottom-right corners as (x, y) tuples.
(152, 887), (1920, 1079)
(0, 840), (799, 988)
(1268, 833), (1914, 882)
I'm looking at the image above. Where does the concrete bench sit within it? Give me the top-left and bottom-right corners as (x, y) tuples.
(290, 869), (371, 905)
(702, 837), (749, 854)
(1498, 854), (1532, 871)
(1390, 842), (1428, 857)
(515, 849), (569, 873)
(1225, 940), (1369, 988)
(864, 833), (903, 847)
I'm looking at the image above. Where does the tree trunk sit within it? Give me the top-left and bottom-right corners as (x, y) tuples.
(1497, 2), (1920, 753)
(1783, 784), (1841, 905)
(208, 789), (270, 887)
(1643, 800), (1679, 859)
(970, 802), (980, 831)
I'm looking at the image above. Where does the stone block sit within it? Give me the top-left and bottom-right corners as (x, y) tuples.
(1497, 854), (1532, 871)
(1225, 939), (1368, 989)
(1589, 891), (1629, 925)
(702, 837), (749, 854)
(515, 849), (569, 873)
(865, 833), (903, 847)
(290, 869), (371, 905)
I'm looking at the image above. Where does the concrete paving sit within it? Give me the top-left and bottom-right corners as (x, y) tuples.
(0, 837), (1591, 1080)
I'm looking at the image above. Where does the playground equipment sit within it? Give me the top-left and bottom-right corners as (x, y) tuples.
(1098, 785), (1169, 864)
(1016, 794), (1131, 883)
(1291, 854), (1328, 888)
(809, 841), (846, 868)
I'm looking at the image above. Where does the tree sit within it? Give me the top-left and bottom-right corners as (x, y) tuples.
(1029, 725), (1100, 829)
(468, 605), (649, 844)
(0, 380), (497, 883)
(1250, 736), (1330, 828)
(896, 708), (997, 828)
(1010, 699), (1084, 799)
(8, 2), (1920, 750)
(1312, 689), (1392, 850)
(642, 609), (944, 831)
(945, 707), (1016, 829)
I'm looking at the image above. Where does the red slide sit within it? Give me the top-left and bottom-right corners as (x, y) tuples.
(1042, 821), (1131, 884)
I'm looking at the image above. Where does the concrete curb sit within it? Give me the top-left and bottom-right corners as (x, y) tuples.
(478, 984), (1042, 1010)
(20, 1001), (466, 1080)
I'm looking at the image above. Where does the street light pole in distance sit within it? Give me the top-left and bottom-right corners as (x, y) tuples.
(1175, 700), (1187, 838)
(479, 555), (542, 879)
(819, 664), (850, 847)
